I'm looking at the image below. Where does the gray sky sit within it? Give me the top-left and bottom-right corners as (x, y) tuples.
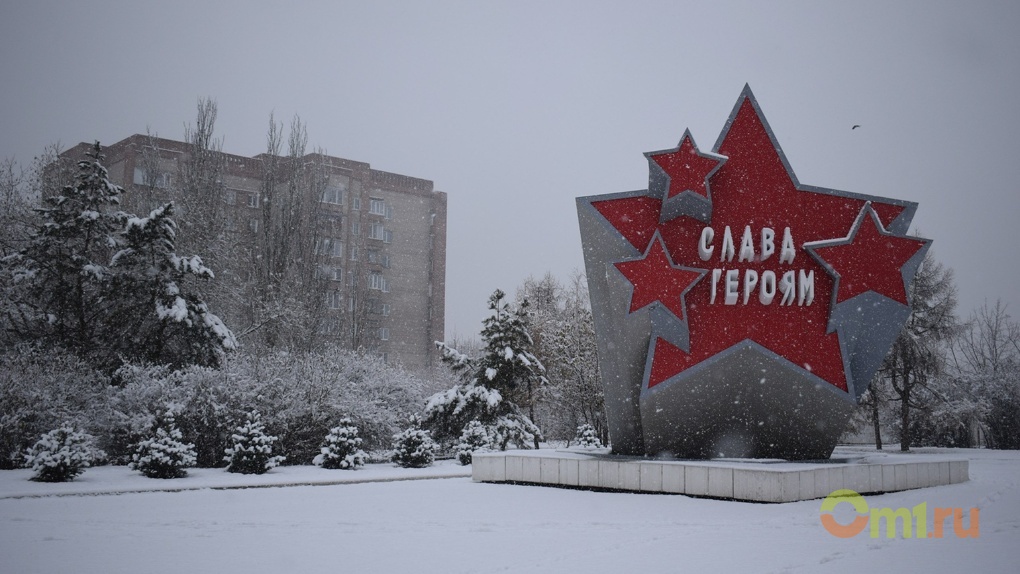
(2, 0), (1019, 339)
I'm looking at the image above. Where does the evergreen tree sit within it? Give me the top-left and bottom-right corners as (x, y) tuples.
(24, 424), (103, 482)
(313, 418), (367, 469)
(391, 415), (436, 468)
(1, 143), (125, 357)
(425, 290), (545, 448)
(455, 420), (494, 465)
(130, 408), (197, 479)
(224, 411), (284, 474)
(574, 423), (603, 448)
(108, 202), (237, 368)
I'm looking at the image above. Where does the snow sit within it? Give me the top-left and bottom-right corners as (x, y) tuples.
(1, 448), (1018, 573)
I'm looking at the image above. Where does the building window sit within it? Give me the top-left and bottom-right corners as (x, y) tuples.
(369, 222), (386, 241)
(348, 297), (355, 312)
(247, 193), (259, 208)
(328, 291), (343, 310)
(382, 303), (391, 316)
(224, 189), (237, 205)
(249, 218), (259, 233)
(315, 238), (343, 258)
(321, 185), (344, 205)
(369, 198), (386, 216)
(369, 272), (390, 292)
(350, 245), (359, 261)
(331, 267), (343, 281)
(352, 196), (361, 211)
(378, 327), (390, 341)
(386, 205), (394, 220)
(133, 168), (172, 189)
(351, 221), (360, 236)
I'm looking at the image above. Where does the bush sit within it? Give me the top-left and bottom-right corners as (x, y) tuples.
(129, 409), (197, 479)
(455, 421), (494, 465)
(24, 424), (103, 482)
(224, 411), (284, 474)
(574, 423), (603, 448)
(313, 418), (367, 470)
(391, 416), (436, 468)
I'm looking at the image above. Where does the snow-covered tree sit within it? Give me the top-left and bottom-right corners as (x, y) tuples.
(878, 253), (958, 451)
(313, 418), (367, 469)
(225, 411), (284, 474)
(391, 415), (436, 468)
(455, 420), (494, 465)
(574, 423), (603, 449)
(425, 289), (546, 449)
(24, 424), (103, 482)
(107, 201), (236, 368)
(130, 408), (197, 479)
(1, 142), (125, 359)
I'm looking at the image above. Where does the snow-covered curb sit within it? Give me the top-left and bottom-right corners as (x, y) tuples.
(0, 459), (470, 499)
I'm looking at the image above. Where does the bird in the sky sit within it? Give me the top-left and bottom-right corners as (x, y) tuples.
(852, 124), (861, 130)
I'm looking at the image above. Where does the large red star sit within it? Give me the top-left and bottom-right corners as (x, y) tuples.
(648, 131), (723, 199)
(614, 234), (705, 321)
(592, 93), (915, 393)
(806, 206), (927, 305)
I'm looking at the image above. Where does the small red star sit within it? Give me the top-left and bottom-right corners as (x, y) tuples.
(648, 131), (724, 199)
(614, 234), (705, 321)
(808, 206), (927, 305)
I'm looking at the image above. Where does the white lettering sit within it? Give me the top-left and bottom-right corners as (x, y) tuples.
(721, 226), (736, 262)
(780, 227), (796, 264)
(699, 227), (715, 261)
(761, 227), (775, 261)
(710, 268), (722, 304)
(759, 270), (776, 305)
(725, 269), (739, 305)
(779, 270), (796, 305)
(739, 225), (755, 262)
(743, 270), (759, 305)
(798, 270), (814, 306)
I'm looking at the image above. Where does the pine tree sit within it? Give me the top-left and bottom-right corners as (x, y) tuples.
(391, 415), (436, 468)
(130, 408), (197, 479)
(24, 424), (103, 482)
(1, 143), (125, 357)
(224, 411), (284, 474)
(425, 290), (545, 449)
(574, 423), (603, 448)
(455, 420), (494, 465)
(108, 202), (237, 368)
(313, 418), (367, 470)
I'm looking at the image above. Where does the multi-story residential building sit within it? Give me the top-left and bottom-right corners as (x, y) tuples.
(61, 135), (446, 371)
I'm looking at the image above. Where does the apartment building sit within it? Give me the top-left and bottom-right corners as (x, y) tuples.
(62, 135), (447, 371)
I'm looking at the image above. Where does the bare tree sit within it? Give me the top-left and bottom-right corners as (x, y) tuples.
(880, 253), (958, 451)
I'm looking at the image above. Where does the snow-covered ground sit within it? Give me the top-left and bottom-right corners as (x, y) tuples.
(1, 447), (1017, 573)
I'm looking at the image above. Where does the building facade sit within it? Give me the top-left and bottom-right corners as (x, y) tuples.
(62, 135), (446, 371)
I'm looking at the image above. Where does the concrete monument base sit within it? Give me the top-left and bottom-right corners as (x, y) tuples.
(472, 448), (969, 503)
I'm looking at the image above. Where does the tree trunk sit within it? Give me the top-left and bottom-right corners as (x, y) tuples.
(900, 388), (911, 451)
(871, 394), (883, 450)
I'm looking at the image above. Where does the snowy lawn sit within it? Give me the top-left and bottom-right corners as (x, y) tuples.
(1, 447), (1018, 574)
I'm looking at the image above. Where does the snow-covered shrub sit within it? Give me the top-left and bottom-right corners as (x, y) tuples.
(129, 409), (197, 479)
(314, 418), (367, 470)
(24, 424), (103, 482)
(0, 345), (110, 469)
(391, 416), (436, 468)
(224, 411), (284, 474)
(574, 423), (603, 448)
(455, 420), (494, 465)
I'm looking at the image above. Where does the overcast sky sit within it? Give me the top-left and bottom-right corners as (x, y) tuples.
(2, 1), (1018, 340)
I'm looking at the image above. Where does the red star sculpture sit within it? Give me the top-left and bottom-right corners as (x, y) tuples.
(614, 233), (705, 322)
(806, 205), (927, 306)
(590, 88), (920, 393)
(648, 129), (725, 199)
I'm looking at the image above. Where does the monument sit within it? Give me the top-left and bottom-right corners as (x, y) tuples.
(472, 86), (968, 500)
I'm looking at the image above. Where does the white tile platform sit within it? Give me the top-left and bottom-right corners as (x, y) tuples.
(471, 449), (969, 503)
